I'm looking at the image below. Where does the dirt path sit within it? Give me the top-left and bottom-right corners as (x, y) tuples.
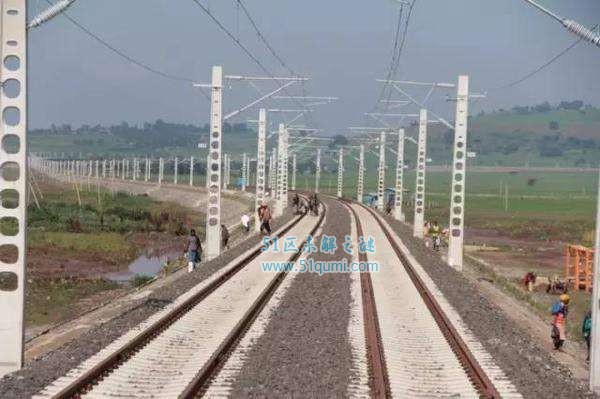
(465, 254), (590, 383)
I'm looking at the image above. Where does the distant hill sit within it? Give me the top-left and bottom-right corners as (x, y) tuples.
(29, 102), (600, 168)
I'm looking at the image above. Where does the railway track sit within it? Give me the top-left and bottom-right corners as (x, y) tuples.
(341, 198), (521, 398)
(35, 197), (325, 399)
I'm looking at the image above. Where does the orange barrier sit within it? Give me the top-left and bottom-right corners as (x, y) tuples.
(565, 244), (593, 292)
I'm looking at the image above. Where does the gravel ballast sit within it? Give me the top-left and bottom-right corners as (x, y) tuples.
(229, 197), (355, 397)
(382, 213), (594, 399)
(0, 212), (296, 399)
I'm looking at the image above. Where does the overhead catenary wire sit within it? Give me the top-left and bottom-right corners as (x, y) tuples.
(36, 0), (210, 99)
(488, 24), (598, 91)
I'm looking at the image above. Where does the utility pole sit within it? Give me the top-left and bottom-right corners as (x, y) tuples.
(255, 108), (267, 231)
(337, 148), (344, 198)
(205, 66), (223, 260)
(158, 157), (163, 186)
(315, 148), (321, 193)
(189, 156), (194, 186)
(377, 131), (386, 210)
(447, 75), (469, 271)
(590, 168), (600, 393)
(174, 157), (178, 185)
(394, 129), (405, 222)
(0, 0), (27, 375)
(241, 153), (247, 191)
(275, 124), (288, 216)
(414, 111), (428, 238)
(291, 153), (297, 191)
(357, 144), (365, 203)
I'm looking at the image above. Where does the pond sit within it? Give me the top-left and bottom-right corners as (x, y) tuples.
(105, 251), (181, 282)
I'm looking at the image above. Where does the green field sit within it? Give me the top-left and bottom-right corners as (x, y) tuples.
(302, 170), (598, 244)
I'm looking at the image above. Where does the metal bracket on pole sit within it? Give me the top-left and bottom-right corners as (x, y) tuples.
(255, 108), (267, 231)
(394, 129), (405, 222)
(413, 111), (428, 238)
(0, 0), (27, 376)
(447, 75), (469, 270)
(205, 66), (223, 260)
(377, 132), (386, 210)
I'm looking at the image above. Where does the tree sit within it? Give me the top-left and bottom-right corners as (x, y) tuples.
(549, 121), (559, 130)
(331, 135), (348, 146)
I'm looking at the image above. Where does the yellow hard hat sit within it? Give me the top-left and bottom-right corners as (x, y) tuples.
(560, 294), (570, 304)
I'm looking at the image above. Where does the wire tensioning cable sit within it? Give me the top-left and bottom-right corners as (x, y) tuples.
(36, 0), (210, 99)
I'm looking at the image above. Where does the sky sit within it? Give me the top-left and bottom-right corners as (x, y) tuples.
(27, 0), (600, 133)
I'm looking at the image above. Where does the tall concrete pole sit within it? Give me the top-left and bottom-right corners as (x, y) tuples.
(206, 154), (210, 188)
(246, 155), (251, 190)
(394, 129), (405, 222)
(275, 124), (287, 216)
(255, 108), (267, 231)
(0, 0), (27, 374)
(241, 153), (247, 191)
(145, 158), (150, 182)
(315, 148), (321, 193)
(337, 148), (344, 198)
(377, 131), (386, 209)
(590, 167), (600, 393)
(282, 126), (289, 210)
(189, 156), (194, 186)
(205, 66), (223, 260)
(414, 111), (428, 238)
(174, 157), (178, 185)
(291, 153), (297, 191)
(447, 75), (469, 270)
(158, 157), (163, 186)
(357, 144), (365, 203)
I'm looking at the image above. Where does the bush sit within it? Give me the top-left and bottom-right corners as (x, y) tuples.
(130, 274), (153, 287)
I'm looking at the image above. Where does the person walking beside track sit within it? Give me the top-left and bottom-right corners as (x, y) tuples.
(241, 213), (250, 233)
(258, 203), (272, 235)
(428, 221), (441, 251)
(583, 310), (592, 360)
(551, 294), (570, 350)
(221, 224), (230, 250)
(184, 229), (202, 273)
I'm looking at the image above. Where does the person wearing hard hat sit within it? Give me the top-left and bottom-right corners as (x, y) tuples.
(551, 294), (570, 350)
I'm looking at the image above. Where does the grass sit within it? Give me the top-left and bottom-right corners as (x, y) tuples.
(26, 278), (120, 326)
(467, 255), (589, 344)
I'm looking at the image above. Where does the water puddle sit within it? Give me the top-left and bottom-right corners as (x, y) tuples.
(105, 251), (181, 282)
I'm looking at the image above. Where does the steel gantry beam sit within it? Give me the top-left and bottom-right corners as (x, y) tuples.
(413, 110), (428, 238)
(205, 66), (224, 260)
(0, 0), (27, 375)
(447, 76), (469, 270)
(255, 108), (267, 231)
(394, 129), (405, 222)
(377, 131), (386, 210)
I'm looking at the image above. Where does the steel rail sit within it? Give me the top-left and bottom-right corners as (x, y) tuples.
(51, 196), (312, 399)
(358, 202), (501, 398)
(339, 199), (390, 398)
(180, 194), (327, 398)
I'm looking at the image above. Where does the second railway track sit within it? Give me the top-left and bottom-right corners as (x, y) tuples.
(36, 196), (325, 399)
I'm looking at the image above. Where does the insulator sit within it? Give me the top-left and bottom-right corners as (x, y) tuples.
(563, 19), (600, 47)
(28, 0), (77, 29)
